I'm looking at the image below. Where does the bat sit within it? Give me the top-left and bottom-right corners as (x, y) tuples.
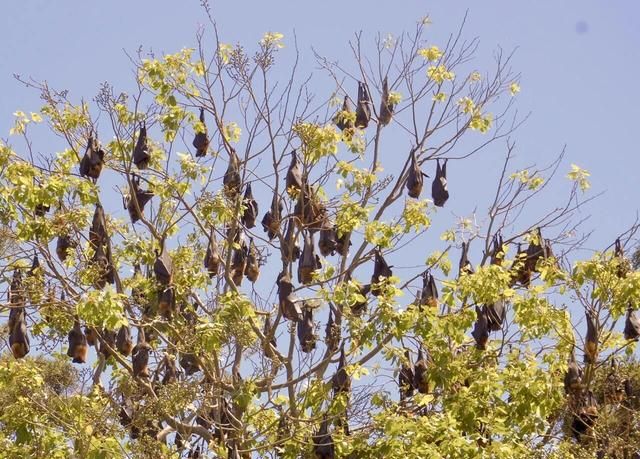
(472, 306), (489, 350)
(79, 134), (105, 180)
(9, 310), (29, 359)
(230, 240), (248, 286)
(262, 314), (278, 360)
(277, 272), (301, 321)
(318, 216), (337, 257)
(399, 349), (415, 401)
(285, 150), (303, 194)
(132, 330), (152, 378)
(371, 249), (393, 297)
(564, 349), (583, 394)
(204, 228), (221, 278)
(584, 311), (598, 364)
(193, 108), (210, 158)
(90, 203), (108, 249)
(525, 228), (545, 273)
(406, 151), (426, 198)
(355, 81), (371, 129)
(571, 390), (598, 440)
(67, 318), (88, 363)
(125, 174), (153, 224)
(244, 238), (260, 283)
(313, 415), (335, 459)
(458, 242), (473, 277)
(223, 149), (241, 199)
(419, 270), (438, 309)
(413, 348), (429, 394)
(56, 234), (75, 262)
(378, 76), (394, 126)
(282, 220), (301, 263)
(133, 123), (150, 169)
(489, 233), (505, 266)
(486, 300), (506, 332)
(154, 246), (173, 286)
(241, 183), (258, 229)
(298, 232), (321, 285)
(624, 306), (640, 340)
(261, 193), (282, 240)
(512, 243), (531, 287)
(332, 345), (351, 395)
(431, 159), (449, 207)
(335, 228), (351, 257)
(161, 354), (178, 385)
(325, 308), (340, 353)
(98, 329), (117, 359)
(297, 305), (317, 353)
(116, 324), (133, 356)
(334, 96), (354, 132)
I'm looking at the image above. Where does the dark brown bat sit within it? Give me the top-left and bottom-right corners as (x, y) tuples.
(179, 352), (201, 376)
(472, 306), (489, 350)
(223, 149), (241, 199)
(614, 238), (629, 278)
(204, 228), (221, 278)
(399, 349), (415, 401)
(525, 228), (545, 273)
(34, 199), (50, 217)
(431, 159), (449, 207)
(624, 306), (640, 340)
(298, 232), (321, 285)
(262, 193), (282, 240)
(295, 184), (326, 232)
(79, 134), (105, 180)
(90, 203), (108, 248)
(584, 311), (598, 364)
(56, 234), (75, 262)
(154, 247), (173, 286)
(92, 241), (113, 289)
(116, 324), (133, 356)
(9, 269), (25, 308)
(571, 390), (598, 441)
(313, 415), (335, 459)
(263, 314), (278, 359)
(318, 216), (337, 257)
(125, 175), (154, 224)
(489, 233), (505, 266)
(282, 220), (301, 263)
(161, 354), (178, 385)
(564, 349), (583, 394)
(241, 183), (258, 229)
(335, 227), (351, 257)
(85, 326), (98, 347)
(193, 108), (210, 158)
(231, 240), (248, 286)
(133, 123), (150, 169)
(67, 318), (88, 363)
(406, 151), (426, 198)
(9, 311), (29, 359)
(378, 76), (395, 126)
(158, 286), (176, 319)
(244, 238), (260, 283)
(325, 308), (340, 353)
(297, 306), (317, 353)
(419, 270), (438, 308)
(512, 243), (531, 287)
(458, 241), (473, 277)
(350, 281), (370, 316)
(277, 272), (302, 321)
(371, 249), (393, 297)
(132, 330), (152, 378)
(285, 150), (303, 194)
(355, 81), (372, 129)
(99, 329), (117, 359)
(332, 345), (351, 395)
(334, 96), (355, 132)
(413, 348), (429, 394)
(486, 301), (506, 332)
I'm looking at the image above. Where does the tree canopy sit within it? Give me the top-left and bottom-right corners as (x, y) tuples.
(1, 8), (640, 459)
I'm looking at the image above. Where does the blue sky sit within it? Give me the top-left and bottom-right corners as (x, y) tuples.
(2, 1), (638, 252)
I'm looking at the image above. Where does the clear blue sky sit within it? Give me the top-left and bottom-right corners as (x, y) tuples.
(1, 1), (638, 252)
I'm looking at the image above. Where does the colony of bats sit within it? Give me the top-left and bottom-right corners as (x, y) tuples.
(3, 80), (638, 456)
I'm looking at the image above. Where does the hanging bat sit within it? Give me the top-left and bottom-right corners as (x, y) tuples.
(180, 352), (201, 376)
(158, 287), (175, 319)
(296, 185), (326, 232)
(413, 348), (429, 394)
(624, 306), (640, 340)
(132, 330), (152, 378)
(564, 349), (583, 393)
(89, 203), (108, 250)
(614, 238), (629, 278)
(9, 269), (25, 308)
(571, 390), (598, 441)
(512, 243), (531, 287)
(406, 151), (427, 198)
(34, 199), (50, 217)
(261, 192), (282, 240)
(313, 415), (335, 459)
(67, 318), (88, 363)
(371, 249), (393, 297)
(204, 228), (221, 278)
(125, 175), (154, 223)
(99, 329), (117, 358)
(223, 149), (241, 199)
(92, 242), (111, 289)
(335, 228), (351, 257)
(458, 242), (473, 277)
(399, 349), (415, 401)
(584, 311), (598, 364)
(282, 220), (301, 263)
(325, 308), (340, 353)
(133, 123), (150, 169)
(350, 281), (370, 316)
(154, 246), (173, 286)
(298, 232), (321, 285)
(355, 81), (372, 129)
(334, 96), (355, 132)
(193, 108), (210, 158)
(285, 150), (303, 194)
(318, 216), (337, 257)
(244, 238), (260, 283)
(431, 159), (449, 207)
(525, 228), (545, 273)
(116, 324), (133, 356)
(378, 76), (395, 126)
(486, 300), (506, 332)
(9, 312), (29, 359)
(85, 326), (98, 347)
(79, 134), (105, 180)
(297, 306), (317, 353)
(230, 240), (248, 286)
(56, 234), (76, 262)
(332, 345), (351, 395)
(472, 306), (489, 350)
(277, 272), (302, 321)
(161, 354), (178, 385)
(241, 183), (258, 229)
(489, 233), (505, 266)
(263, 314), (278, 359)
(419, 270), (438, 309)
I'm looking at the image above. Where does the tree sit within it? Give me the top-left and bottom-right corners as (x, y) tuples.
(1, 7), (640, 458)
